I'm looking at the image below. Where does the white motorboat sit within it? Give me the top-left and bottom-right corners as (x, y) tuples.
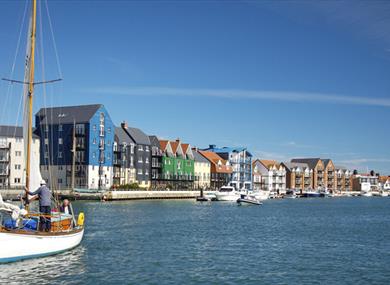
(361, 191), (373, 197)
(379, 190), (389, 197)
(237, 194), (262, 206)
(251, 190), (270, 201)
(214, 186), (241, 201)
(283, 190), (297, 199)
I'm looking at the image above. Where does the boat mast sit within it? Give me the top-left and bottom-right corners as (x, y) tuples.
(71, 120), (76, 191)
(26, 0), (37, 193)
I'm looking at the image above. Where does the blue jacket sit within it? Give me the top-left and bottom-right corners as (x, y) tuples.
(28, 185), (52, 207)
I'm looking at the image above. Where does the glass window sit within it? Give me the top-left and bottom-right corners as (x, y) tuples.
(59, 138), (63, 144)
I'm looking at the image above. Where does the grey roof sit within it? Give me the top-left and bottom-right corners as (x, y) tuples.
(291, 158), (321, 169)
(36, 104), (102, 124)
(115, 127), (134, 144)
(282, 161), (310, 171)
(122, 126), (150, 145)
(334, 165), (347, 170)
(148, 135), (160, 148)
(0, 125), (39, 138)
(322, 159), (331, 168)
(193, 150), (210, 163)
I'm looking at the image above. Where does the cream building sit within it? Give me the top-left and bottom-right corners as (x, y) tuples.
(0, 126), (40, 188)
(193, 149), (211, 189)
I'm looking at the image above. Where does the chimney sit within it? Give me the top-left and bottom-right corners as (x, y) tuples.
(121, 121), (128, 129)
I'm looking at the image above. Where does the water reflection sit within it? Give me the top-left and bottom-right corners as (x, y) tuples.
(0, 246), (86, 285)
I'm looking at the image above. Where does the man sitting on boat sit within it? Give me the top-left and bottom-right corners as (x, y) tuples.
(25, 180), (52, 232)
(60, 199), (72, 215)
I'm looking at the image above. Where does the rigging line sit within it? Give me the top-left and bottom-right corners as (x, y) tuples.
(44, 0), (63, 79)
(1, 0), (29, 135)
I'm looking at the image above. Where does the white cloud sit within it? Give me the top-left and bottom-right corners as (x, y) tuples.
(82, 86), (390, 108)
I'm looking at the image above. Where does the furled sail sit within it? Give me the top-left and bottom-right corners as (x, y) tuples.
(22, 10), (42, 192)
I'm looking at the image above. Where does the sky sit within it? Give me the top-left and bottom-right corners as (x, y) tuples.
(0, 0), (390, 174)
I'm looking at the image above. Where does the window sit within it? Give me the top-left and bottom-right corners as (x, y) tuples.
(58, 178), (62, 184)
(58, 124), (63, 131)
(138, 145), (143, 151)
(93, 124), (97, 131)
(15, 164), (21, 170)
(107, 127), (111, 133)
(145, 170), (149, 176)
(137, 169), (143, 175)
(145, 157), (149, 164)
(14, 178), (21, 183)
(93, 138), (96, 145)
(138, 157), (143, 163)
(76, 124), (85, 135)
(145, 146), (149, 152)
(107, 140), (111, 146)
(15, 151), (22, 157)
(59, 138), (63, 145)
(130, 144), (135, 154)
(130, 156), (134, 167)
(58, 152), (62, 158)
(93, 152), (96, 158)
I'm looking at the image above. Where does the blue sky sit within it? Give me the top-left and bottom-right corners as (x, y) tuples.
(1, 0), (390, 173)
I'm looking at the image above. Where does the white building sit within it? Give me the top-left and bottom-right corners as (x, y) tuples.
(0, 126), (40, 188)
(257, 160), (287, 194)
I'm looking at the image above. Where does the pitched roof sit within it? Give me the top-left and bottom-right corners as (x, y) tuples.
(193, 150), (210, 163)
(0, 125), (38, 139)
(148, 135), (160, 148)
(322, 159), (333, 168)
(36, 104), (102, 124)
(115, 127), (134, 144)
(181, 143), (189, 154)
(199, 150), (232, 174)
(122, 126), (150, 145)
(170, 141), (180, 153)
(282, 161), (310, 171)
(259, 159), (280, 170)
(291, 158), (321, 169)
(159, 140), (169, 151)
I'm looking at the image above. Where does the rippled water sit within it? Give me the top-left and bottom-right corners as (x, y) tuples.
(1, 197), (390, 284)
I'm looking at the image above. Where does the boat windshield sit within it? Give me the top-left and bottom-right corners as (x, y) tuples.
(219, 187), (234, 192)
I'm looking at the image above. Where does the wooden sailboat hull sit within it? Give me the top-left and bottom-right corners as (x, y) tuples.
(0, 227), (84, 263)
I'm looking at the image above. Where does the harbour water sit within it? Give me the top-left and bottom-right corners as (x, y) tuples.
(1, 197), (390, 284)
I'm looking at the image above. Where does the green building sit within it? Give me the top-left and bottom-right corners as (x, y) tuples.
(158, 139), (195, 189)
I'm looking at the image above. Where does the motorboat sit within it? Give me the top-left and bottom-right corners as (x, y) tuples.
(301, 190), (322, 198)
(361, 191), (373, 197)
(251, 190), (270, 201)
(237, 194), (262, 206)
(379, 190), (389, 197)
(284, 190), (297, 199)
(214, 186), (241, 201)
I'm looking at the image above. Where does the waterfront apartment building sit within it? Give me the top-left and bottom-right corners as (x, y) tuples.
(199, 150), (232, 190)
(0, 126), (40, 188)
(113, 127), (136, 186)
(35, 104), (115, 190)
(159, 139), (195, 189)
(202, 145), (252, 190)
(252, 160), (263, 190)
(291, 158), (325, 190)
(120, 122), (151, 188)
(282, 162), (313, 192)
(335, 166), (352, 192)
(193, 149), (211, 189)
(256, 160), (287, 194)
(149, 135), (163, 189)
(352, 174), (379, 192)
(323, 159), (336, 192)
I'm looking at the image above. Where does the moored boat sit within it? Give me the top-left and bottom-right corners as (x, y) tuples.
(214, 186), (240, 201)
(0, 0), (85, 263)
(237, 194), (262, 206)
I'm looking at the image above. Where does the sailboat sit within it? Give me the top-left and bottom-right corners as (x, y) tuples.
(0, 0), (85, 263)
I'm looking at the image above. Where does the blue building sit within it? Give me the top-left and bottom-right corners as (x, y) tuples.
(35, 104), (115, 189)
(202, 145), (252, 190)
